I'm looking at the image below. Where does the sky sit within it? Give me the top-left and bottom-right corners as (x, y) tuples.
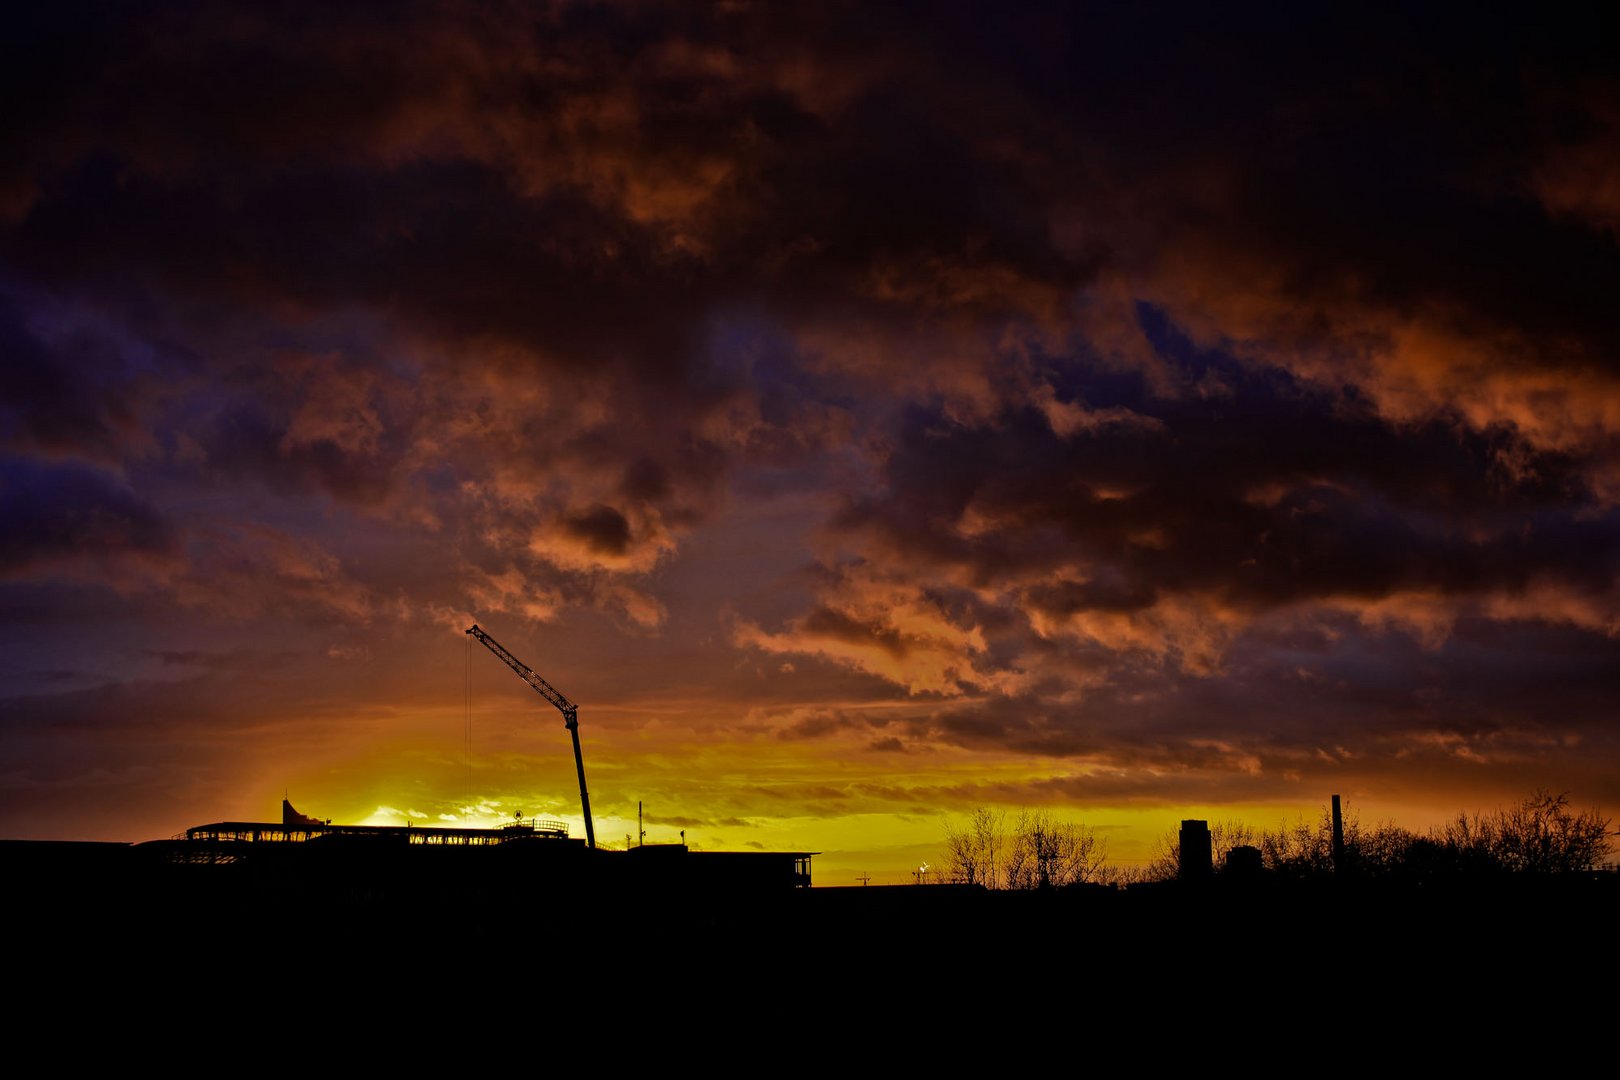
(3, 2), (1618, 883)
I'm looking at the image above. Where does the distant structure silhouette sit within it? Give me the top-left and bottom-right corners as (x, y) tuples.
(1180, 820), (1212, 880)
(466, 623), (596, 849)
(1332, 794), (1346, 874)
(282, 799), (324, 828)
(173, 805), (814, 897)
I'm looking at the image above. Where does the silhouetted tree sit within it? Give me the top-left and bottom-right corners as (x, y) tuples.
(1259, 801), (1417, 879)
(943, 807), (1006, 887)
(1260, 811), (1337, 879)
(1246, 791), (1608, 881)
(1432, 790), (1611, 875)
(950, 791), (1610, 889)
(1001, 809), (1105, 888)
(1355, 819), (1420, 877)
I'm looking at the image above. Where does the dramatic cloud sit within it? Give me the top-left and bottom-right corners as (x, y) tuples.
(3, 2), (1618, 877)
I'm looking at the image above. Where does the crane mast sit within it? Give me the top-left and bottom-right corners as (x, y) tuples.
(466, 623), (596, 849)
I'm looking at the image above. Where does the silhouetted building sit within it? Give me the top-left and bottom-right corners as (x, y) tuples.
(1180, 819), (1212, 880)
(163, 807), (814, 899)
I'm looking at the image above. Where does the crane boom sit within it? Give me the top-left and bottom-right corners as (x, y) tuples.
(466, 623), (595, 849)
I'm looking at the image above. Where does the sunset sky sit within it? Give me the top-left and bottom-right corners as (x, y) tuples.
(4, 3), (1618, 883)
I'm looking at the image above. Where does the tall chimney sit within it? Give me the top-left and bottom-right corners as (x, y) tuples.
(1331, 794), (1345, 874)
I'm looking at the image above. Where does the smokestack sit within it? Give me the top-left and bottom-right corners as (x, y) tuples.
(1331, 794), (1345, 874)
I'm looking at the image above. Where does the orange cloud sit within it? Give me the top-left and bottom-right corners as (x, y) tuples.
(734, 568), (1019, 696)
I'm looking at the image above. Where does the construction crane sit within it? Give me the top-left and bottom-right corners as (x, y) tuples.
(466, 623), (596, 849)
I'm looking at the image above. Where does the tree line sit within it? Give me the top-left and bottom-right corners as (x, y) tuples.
(943, 807), (1107, 889)
(940, 790), (1613, 887)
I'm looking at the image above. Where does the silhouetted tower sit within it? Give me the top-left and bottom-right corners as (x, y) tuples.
(1180, 819), (1212, 880)
(1331, 794), (1345, 874)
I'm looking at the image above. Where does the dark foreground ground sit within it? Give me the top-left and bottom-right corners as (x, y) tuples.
(4, 838), (1612, 1065)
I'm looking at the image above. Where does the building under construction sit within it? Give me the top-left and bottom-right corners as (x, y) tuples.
(6, 797), (812, 929)
(164, 797), (813, 891)
(5, 624), (814, 918)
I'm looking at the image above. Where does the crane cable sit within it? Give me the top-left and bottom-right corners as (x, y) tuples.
(464, 632), (473, 824)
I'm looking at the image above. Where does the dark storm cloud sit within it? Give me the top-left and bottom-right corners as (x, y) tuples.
(847, 356), (1618, 611)
(561, 505), (632, 557)
(0, 2), (1088, 359)
(3, 0), (1620, 833)
(0, 4), (903, 609)
(0, 458), (172, 575)
(0, 291), (134, 459)
(810, 609), (1620, 807)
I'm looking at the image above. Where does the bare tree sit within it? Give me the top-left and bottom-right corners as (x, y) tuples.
(946, 791), (1610, 890)
(1433, 790), (1611, 874)
(1258, 802), (1406, 878)
(1261, 811), (1338, 879)
(974, 807), (1005, 888)
(1001, 808), (1106, 889)
(943, 807), (1006, 886)
(1256, 794), (1612, 880)
(943, 818), (984, 886)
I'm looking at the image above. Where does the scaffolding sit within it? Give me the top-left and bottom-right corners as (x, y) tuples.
(183, 818), (570, 846)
